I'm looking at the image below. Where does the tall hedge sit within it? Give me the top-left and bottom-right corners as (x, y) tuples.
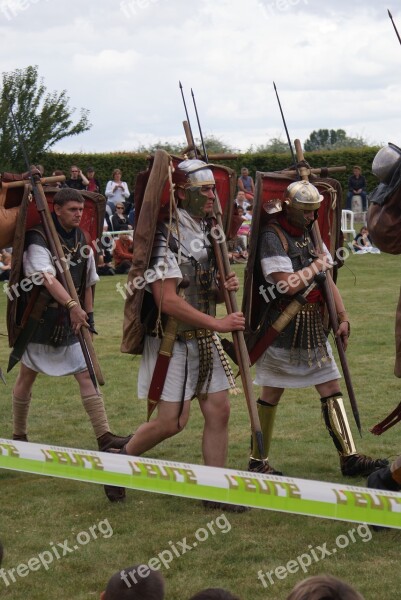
(42, 146), (381, 207)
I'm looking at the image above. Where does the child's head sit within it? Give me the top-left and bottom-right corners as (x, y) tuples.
(101, 565), (165, 600)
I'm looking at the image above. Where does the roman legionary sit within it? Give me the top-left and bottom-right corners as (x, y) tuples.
(105, 156), (246, 508)
(247, 179), (388, 477)
(10, 187), (130, 451)
(366, 143), (401, 492)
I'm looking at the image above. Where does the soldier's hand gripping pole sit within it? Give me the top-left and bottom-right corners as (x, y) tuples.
(8, 104), (104, 392)
(294, 139), (362, 436)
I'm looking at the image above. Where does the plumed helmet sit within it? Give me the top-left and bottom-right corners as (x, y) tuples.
(372, 143), (401, 183)
(285, 180), (323, 211)
(177, 159), (215, 189)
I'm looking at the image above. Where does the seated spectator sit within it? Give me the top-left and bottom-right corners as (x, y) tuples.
(113, 233), (133, 274)
(86, 166), (102, 193)
(105, 168), (130, 212)
(237, 167), (254, 201)
(189, 589), (240, 600)
(97, 252), (115, 276)
(346, 165), (367, 211)
(286, 574), (365, 600)
(234, 190), (250, 210)
(352, 227), (372, 252)
(236, 206), (250, 250)
(111, 203), (132, 232)
(66, 165), (89, 190)
(352, 227), (380, 253)
(101, 564), (165, 599)
(0, 249), (11, 281)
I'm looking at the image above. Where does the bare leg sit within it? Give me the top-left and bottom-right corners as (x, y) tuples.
(199, 391), (230, 467)
(125, 400), (191, 456)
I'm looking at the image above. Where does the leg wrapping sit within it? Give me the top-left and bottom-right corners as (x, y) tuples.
(81, 394), (110, 438)
(12, 391), (31, 437)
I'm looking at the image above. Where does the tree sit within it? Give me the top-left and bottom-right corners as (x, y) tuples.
(0, 65), (91, 171)
(136, 134), (237, 155)
(304, 129), (368, 152)
(247, 137), (290, 154)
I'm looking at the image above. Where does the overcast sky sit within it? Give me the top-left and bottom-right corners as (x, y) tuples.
(0, 0), (400, 154)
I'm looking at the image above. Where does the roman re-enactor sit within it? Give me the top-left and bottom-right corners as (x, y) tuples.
(105, 157), (246, 507)
(366, 142), (401, 493)
(247, 180), (388, 477)
(11, 188), (130, 451)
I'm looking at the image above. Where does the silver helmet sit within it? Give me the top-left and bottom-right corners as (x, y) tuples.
(177, 159), (215, 217)
(371, 143), (401, 183)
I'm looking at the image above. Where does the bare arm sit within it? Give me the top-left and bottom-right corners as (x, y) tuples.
(42, 273), (88, 334)
(151, 277), (244, 334)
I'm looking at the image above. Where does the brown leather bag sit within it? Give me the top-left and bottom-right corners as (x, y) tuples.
(367, 182), (401, 254)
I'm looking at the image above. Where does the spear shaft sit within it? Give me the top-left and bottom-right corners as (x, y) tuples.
(179, 81), (198, 158)
(388, 9), (401, 45)
(273, 81), (297, 165)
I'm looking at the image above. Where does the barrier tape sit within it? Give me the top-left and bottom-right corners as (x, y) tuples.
(0, 439), (400, 529)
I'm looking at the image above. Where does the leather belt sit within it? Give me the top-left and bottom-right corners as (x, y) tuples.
(147, 328), (213, 341)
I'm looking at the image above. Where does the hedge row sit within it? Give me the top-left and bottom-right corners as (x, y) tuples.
(42, 146), (381, 206)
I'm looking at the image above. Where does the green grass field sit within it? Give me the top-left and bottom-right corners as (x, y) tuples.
(0, 251), (400, 599)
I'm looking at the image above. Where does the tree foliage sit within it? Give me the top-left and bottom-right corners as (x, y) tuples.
(247, 136), (290, 154)
(136, 134), (237, 155)
(0, 65), (91, 171)
(304, 129), (369, 152)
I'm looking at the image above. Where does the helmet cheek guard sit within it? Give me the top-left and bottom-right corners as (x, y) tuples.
(176, 159), (216, 218)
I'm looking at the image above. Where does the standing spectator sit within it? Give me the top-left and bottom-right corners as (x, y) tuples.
(111, 204), (132, 232)
(237, 167), (254, 201)
(50, 170), (68, 188)
(66, 165), (89, 190)
(113, 233), (133, 274)
(105, 168), (130, 212)
(346, 165), (367, 211)
(86, 166), (102, 193)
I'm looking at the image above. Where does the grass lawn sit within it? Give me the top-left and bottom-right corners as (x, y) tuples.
(0, 250), (400, 599)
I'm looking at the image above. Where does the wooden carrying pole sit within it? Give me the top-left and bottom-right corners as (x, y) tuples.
(29, 178), (105, 389)
(294, 139), (362, 435)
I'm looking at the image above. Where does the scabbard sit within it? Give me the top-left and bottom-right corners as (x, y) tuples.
(147, 316), (179, 420)
(248, 286), (316, 365)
